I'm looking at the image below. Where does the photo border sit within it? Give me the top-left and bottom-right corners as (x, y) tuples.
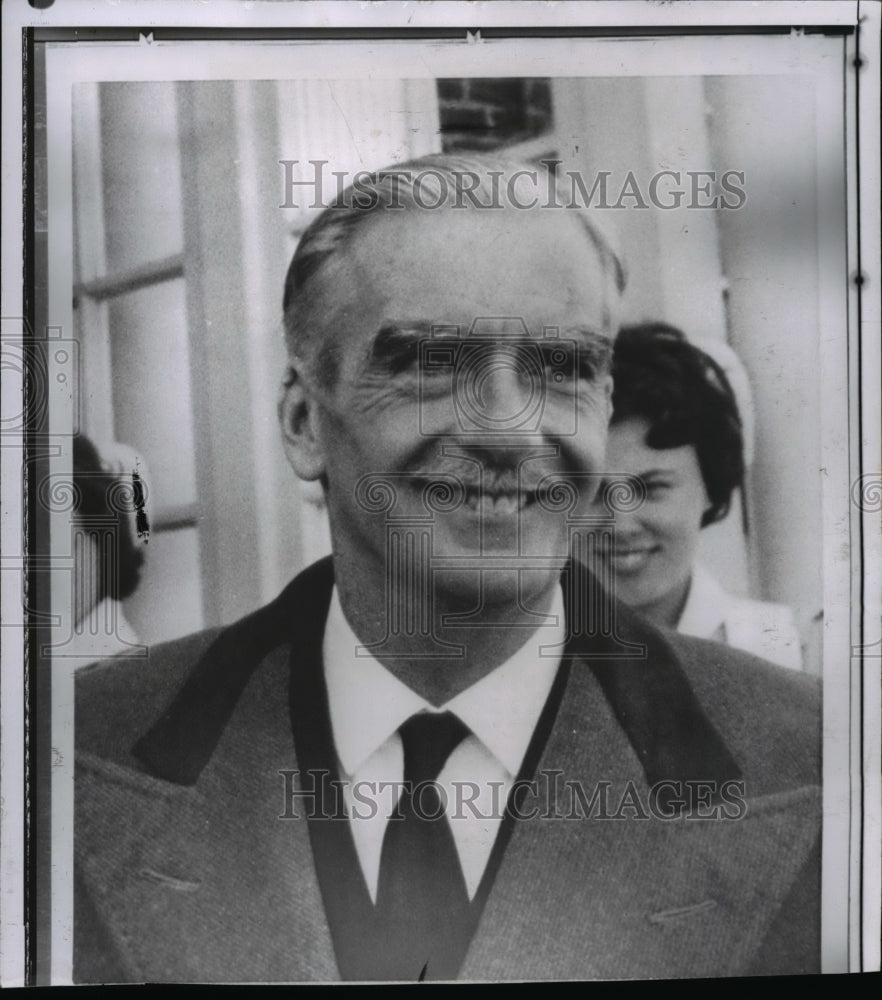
(2, 0), (878, 986)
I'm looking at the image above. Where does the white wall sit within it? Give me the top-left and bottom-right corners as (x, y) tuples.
(706, 75), (825, 641)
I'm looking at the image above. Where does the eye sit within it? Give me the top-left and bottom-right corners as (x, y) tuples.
(385, 340), (420, 375)
(644, 481), (673, 499)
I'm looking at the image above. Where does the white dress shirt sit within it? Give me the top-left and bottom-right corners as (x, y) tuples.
(322, 586), (564, 901)
(677, 563), (803, 670)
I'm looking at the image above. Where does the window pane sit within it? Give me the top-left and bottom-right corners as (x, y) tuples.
(124, 526), (204, 646)
(108, 277), (198, 507)
(100, 82), (184, 270)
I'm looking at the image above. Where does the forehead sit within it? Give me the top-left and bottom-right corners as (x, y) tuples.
(608, 418), (699, 472)
(308, 205), (611, 349)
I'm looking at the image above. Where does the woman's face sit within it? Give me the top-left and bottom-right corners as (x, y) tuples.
(598, 416), (712, 626)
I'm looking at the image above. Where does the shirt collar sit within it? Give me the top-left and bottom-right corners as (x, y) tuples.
(322, 586), (564, 778)
(676, 563), (732, 639)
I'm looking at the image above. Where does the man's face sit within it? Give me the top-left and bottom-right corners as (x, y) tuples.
(285, 205), (614, 609)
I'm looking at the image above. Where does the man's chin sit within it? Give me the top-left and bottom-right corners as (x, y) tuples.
(432, 505), (567, 554)
(431, 558), (567, 616)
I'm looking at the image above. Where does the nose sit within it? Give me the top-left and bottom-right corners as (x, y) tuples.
(483, 358), (534, 416)
(456, 344), (546, 434)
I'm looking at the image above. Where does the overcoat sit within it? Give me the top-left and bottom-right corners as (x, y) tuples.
(75, 557), (821, 982)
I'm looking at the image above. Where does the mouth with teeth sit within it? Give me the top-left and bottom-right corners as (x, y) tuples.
(461, 486), (537, 515)
(607, 545), (659, 573)
(411, 474), (545, 518)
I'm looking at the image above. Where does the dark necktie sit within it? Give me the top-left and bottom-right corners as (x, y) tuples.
(374, 710), (473, 981)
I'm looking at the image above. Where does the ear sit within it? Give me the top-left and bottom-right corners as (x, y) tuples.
(278, 365), (326, 482)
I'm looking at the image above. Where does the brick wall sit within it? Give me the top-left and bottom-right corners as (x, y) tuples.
(436, 78), (553, 152)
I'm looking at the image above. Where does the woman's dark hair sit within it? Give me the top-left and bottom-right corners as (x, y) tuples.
(73, 435), (145, 600)
(611, 322), (745, 528)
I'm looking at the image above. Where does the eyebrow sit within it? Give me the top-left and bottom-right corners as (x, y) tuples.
(372, 320), (452, 349)
(366, 320), (611, 372)
(638, 469), (681, 481)
(366, 321), (453, 374)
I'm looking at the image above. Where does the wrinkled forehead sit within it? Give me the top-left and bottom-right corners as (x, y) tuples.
(292, 202), (620, 385)
(366, 206), (609, 318)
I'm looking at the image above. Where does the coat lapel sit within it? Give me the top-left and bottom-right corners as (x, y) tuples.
(77, 561), (340, 983)
(462, 614), (820, 980)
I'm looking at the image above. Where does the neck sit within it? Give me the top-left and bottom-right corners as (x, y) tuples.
(334, 553), (562, 706)
(637, 575), (693, 629)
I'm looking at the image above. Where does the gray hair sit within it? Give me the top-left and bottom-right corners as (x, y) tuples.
(282, 152), (627, 385)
